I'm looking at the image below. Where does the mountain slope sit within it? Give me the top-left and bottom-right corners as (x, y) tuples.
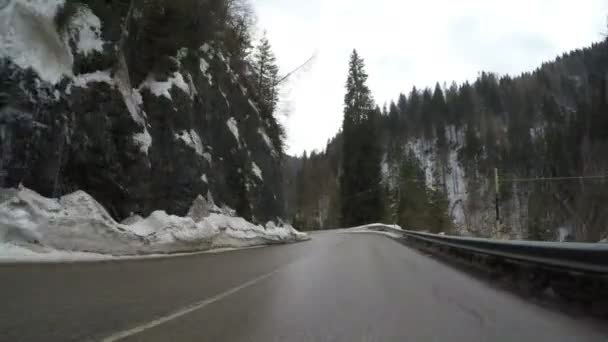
(0, 0), (284, 223)
(289, 39), (608, 241)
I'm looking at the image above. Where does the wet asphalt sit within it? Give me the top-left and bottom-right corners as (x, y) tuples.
(0, 231), (606, 341)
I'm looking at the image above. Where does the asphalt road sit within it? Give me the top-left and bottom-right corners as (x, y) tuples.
(1, 231), (606, 342)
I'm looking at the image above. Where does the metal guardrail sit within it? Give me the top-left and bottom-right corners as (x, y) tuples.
(401, 230), (608, 274)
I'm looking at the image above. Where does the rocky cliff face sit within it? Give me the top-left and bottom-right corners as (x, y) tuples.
(0, 0), (284, 223)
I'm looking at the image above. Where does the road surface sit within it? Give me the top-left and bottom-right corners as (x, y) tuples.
(0, 231), (606, 341)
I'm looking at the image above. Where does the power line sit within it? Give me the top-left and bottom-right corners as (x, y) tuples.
(501, 175), (607, 183)
(275, 54), (316, 86)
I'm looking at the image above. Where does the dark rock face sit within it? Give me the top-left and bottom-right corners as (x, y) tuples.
(0, 0), (284, 223)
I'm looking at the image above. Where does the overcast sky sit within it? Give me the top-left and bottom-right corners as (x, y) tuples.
(251, 0), (608, 156)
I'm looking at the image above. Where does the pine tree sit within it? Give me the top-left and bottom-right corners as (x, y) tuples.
(340, 50), (383, 226)
(406, 87), (421, 135)
(388, 101), (399, 137)
(421, 88), (434, 138)
(397, 93), (408, 134)
(252, 33), (279, 114)
(397, 151), (429, 230)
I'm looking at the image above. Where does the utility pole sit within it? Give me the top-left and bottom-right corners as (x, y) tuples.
(494, 167), (500, 233)
(393, 180), (400, 225)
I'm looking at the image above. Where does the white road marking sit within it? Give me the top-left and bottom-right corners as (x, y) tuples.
(101, 269), (279, 341)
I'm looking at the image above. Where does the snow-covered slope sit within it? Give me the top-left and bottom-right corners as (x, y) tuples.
(0, 186), (307, 261)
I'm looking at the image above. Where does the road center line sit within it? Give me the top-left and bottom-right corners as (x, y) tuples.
(101, 269), (280, 342)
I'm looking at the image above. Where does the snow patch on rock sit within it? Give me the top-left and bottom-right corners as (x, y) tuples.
(133, 128), (152, 155)
(175, 130), (204, 156)
(258, 128), (277, 156)
(70, 70), (114, 90)
(202, 152), (212, 164)
(200, 58), (213, 85)
(219, 87), (230, 107)
(68, 5), (104, 56)
(226, 117), (240, 143)
(248, 99), (260, 114)
(251, 162), (263, 181)
(200, 43), (212, 54)
(141, 72), (190, 100)
(0, 0), (73, 84)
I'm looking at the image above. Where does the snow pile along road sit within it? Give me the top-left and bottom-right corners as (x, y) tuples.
(343, 223), (404, 239)
(0, 186), (308, 260)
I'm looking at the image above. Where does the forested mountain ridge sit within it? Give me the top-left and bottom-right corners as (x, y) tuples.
(288, 38), (608, 242)
(0, 0), (286, 223)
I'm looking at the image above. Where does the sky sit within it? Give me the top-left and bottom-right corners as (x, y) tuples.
(251, 0), (608, 156)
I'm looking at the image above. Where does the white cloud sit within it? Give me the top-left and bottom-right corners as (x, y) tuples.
(252, 0), (608, 155)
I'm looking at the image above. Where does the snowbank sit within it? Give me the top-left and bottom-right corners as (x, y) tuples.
(343, 223), (404, 239)
(0, 186), (308, 261)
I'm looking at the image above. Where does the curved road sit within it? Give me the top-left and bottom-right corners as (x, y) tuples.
(0, 231), (606, 341)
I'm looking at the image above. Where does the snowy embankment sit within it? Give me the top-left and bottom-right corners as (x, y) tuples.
(0, 186), (308, 261)
(343, 223), (404, 239)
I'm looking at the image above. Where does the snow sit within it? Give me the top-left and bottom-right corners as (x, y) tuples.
(0, 242), (115, 262)
(258, 128), (277, 156)
(248, 99), (260, 114)
(202, 152), (213, 164)
(557, 225), (575, 242)
(141, 72), (190, 100)
(251, 162), (263, 181)
(219, 87), (230, 107)
(132, 88), (143, 106)
(68, 5), (104, 56)
(175, 130), (204, 156)
(119, 86), (146, 126)
(226, 117), (240, 143)
(200, 58), (213, 85)
(185, 73), (198, 97)
(239, 83), (248, 95)
(381, 159), (389, 181)
(71, 70), (114, 89)
(200, 43), (212, 54)
(133, 128), (152, 155)
(0, 186), (308, 261)
(529, 123), (546, 141)
(176, 47), (188, 61)
(0, 187), (143, 255)
(115, 63), (147, 127)
(0, 0), (73, 84)
(342, 223), (404, 239)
